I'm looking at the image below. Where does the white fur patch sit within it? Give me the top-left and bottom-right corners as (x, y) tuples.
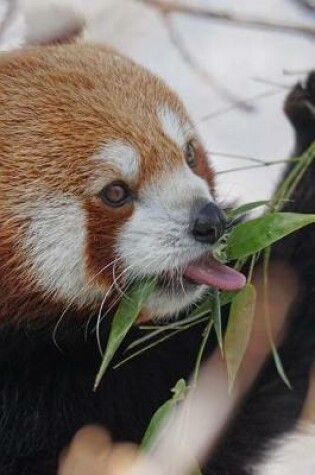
(253, 424), (315, 475)
(117, 166), (213, 317)
(96, 140), (140, 182)
(24, 193), (102, 307)
(157, 106), (188, 149)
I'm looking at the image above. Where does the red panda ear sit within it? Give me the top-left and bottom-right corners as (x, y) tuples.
(0, 0), (26, 51)
(23, 3), (85, 46)
(0, 1), (85, 51)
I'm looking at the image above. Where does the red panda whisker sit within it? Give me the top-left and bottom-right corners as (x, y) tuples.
(94, 254), (173, 339)
(51, 256), (125, 352)
(112, 260), (130, 301)
(178, 269), (188, 299)
(94, 262), (145, 355)
(95, 287), (118, 356)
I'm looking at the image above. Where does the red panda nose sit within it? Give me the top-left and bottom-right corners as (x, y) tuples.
(192, 202), (226, 245)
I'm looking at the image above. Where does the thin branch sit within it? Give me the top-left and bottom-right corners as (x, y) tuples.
(283, 68), (314, 75)
(208, 151), (269, 164)
(216, 159), (292, 175)
(252, 77), (292, 89)
(161, 14), (253, 112)
(195, 87), (286, 126)
(290, 0), (315, 13)
(138, 0), (315, 38)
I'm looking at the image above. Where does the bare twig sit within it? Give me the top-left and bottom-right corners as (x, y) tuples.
(216, 159), (289, 175)
(252, 77), (292, 89)
(283, 68), (314, 75)
(290, 0), (315, 13)
(161, 14), (254, 112)
(138, 0), (315, 38)
(203, 88), (286, 123)
(208, 151), (274, 164)
(194, 87), (286, 126)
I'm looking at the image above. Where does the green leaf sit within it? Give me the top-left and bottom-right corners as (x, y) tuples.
(212, 289), (223, 352)
(171, 378), (187, 400)
(220, 290), (240, 306)
(190, 462), (203, 475)
(271, 345), (292, 389)
(190, 298), (212, 320)
(212, 241), (228, 262)
(141, 399), (174, 450)
(226, 212), (315, 260)
(226, 200), (269, 218)
(141, 379), (187, 450)
(190, 290), (238, 321)
(94, 279), (155, 390)
(262, 247), (292, 389)
(224, 283), (256, 393)
(193, 320), (213, 384)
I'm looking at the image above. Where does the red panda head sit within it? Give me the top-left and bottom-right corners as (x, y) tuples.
(0, 43), (244, 323)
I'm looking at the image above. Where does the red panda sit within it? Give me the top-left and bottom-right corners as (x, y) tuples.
(0, 43), (246, 325)
(0, 41), (246, 474)
(0, 5), (314, 475)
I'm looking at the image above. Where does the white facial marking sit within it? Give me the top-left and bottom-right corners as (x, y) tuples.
(145, 285), (206, 319)
(117, 166), (214, 317)
(252, 424), (315, 475)
(157, 106), (188, 149)
(96, 140), (139, 182)
(24, 193), (102, 307)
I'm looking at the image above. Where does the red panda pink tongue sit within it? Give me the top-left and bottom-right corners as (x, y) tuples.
(183, 256), (246, 291)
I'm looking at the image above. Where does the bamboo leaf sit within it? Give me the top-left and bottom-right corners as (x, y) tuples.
(193, 320), (213, 384)
(226, 200), (269, 218)
(141, 400), (174, 450)
(224, 283), (256, 393)
(94, 279), (155, 390)
(271, 345), (292, 389)
(262, 247), (292, 389)
(226, 212), (315, 260)
(190, 290), (238, 321)
(141, 379), (187, 450)
(171, 378), (187, 400)
(220, 290), (240, 306)
(212, 289), (223, 352)
(190, 465), (203, 475)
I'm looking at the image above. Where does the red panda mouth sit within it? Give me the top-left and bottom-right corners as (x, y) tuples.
(155, 256), (246, 293)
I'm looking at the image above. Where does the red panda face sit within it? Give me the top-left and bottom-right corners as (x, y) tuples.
(0, 43), (223, 322)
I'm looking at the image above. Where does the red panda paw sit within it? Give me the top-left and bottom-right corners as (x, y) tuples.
(284, 71), (315, 127)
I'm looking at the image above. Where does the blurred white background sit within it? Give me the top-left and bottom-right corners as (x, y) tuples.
(5, 0), (315, 204)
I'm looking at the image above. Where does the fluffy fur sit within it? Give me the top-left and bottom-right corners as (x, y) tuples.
(254, 424), (315, 475)
(0, 27), (314, 475)
(0, 43), (216, 323)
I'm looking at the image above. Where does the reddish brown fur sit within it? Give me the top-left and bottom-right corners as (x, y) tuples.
(193, 141), (215, 194)
(0, 43), (215, 323)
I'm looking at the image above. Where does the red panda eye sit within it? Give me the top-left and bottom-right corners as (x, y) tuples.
(100, 182), (131, 208)
(185, 141), (197, 168)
